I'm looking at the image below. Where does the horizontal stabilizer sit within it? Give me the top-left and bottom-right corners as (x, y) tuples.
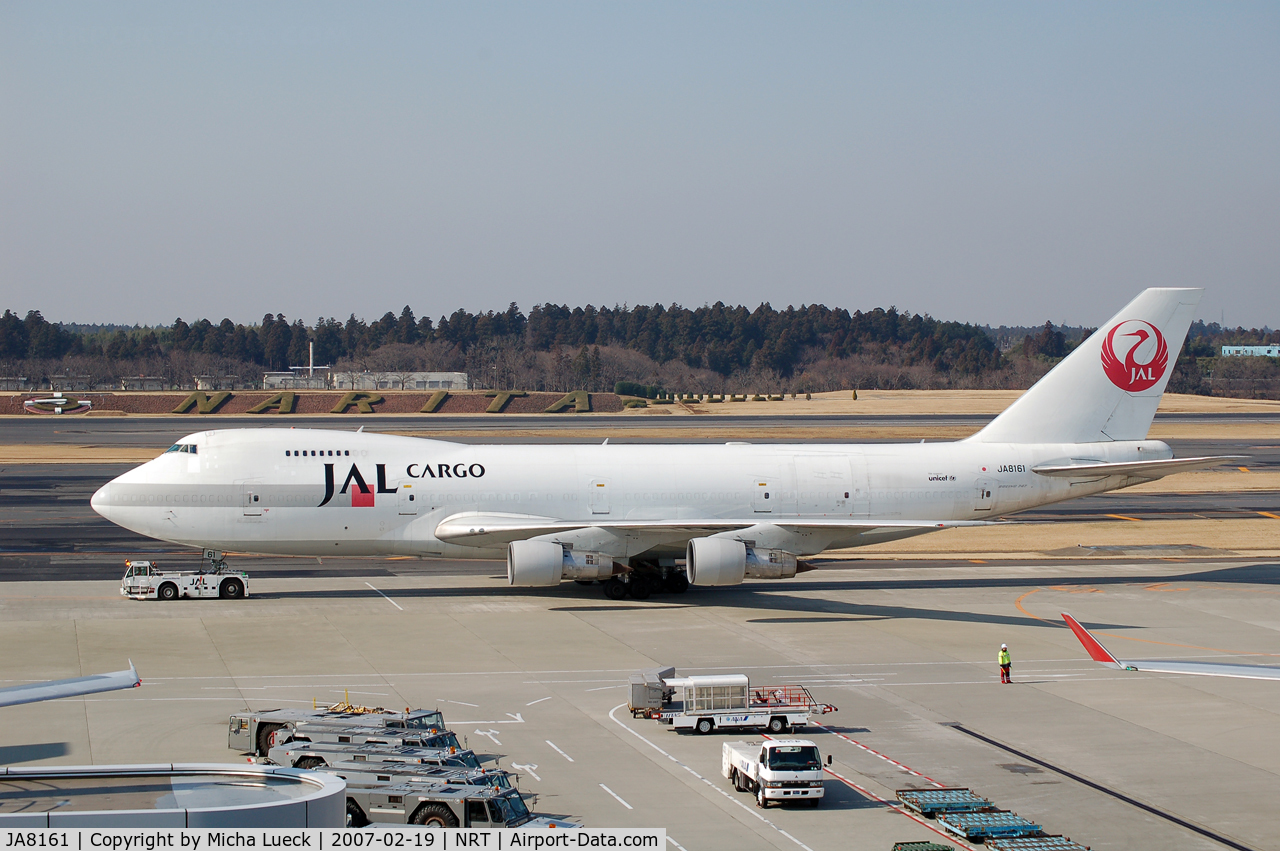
(1033, 456), (1243, 479)
(0, 662), (141, 708)
(1062, 613), (1280, 680)
(434, 511), (993, 548)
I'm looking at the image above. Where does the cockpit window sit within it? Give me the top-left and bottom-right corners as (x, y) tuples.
(165, 444), (197, 454)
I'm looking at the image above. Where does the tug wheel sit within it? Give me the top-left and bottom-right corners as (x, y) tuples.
(411, 803), (459, 827)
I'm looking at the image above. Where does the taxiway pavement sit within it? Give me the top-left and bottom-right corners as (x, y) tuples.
(3, 560), (1279, 849)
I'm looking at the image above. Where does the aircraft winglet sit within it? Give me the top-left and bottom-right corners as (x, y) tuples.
(1062, 613), (1125, 668)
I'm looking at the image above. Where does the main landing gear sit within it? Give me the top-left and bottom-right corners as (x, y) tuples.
(593, 568), (689, 601)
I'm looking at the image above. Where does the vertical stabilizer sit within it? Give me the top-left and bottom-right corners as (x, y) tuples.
(971, 288), (1201, 444)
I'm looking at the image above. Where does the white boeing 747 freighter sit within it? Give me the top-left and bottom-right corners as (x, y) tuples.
(92, 289), (1234, 599)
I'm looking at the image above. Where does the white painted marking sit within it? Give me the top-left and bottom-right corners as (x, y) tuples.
(474, 728), (502, 745)
(546, 740), (574, 762)
(608, 704), (814, 851)
(526, 696), (552, 706)
(330, 690), (388, 697)
(442, 699), (479, 707)
(599, 784), (633, 810)
(586, 684), (626, 692)
(364, 582), (403, 610)
(506, 712), (524, 722)
(511, 762), (540, 781)
(666, 838), (689, 851)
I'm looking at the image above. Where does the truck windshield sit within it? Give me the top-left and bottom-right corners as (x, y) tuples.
(767, 746), (821, 771)
(424, 732), (461, 750)
(492, 793), (531, 825)
(404, 712), (445, 729)
(445, 753), (481, 769)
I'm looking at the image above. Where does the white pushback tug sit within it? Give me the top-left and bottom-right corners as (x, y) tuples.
(121, 551), (248, 600)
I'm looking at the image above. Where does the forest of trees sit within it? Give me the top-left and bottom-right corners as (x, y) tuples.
(1, 303), (1277, 397)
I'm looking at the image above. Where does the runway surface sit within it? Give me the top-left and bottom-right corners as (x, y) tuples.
(4, 410), (1280, 446)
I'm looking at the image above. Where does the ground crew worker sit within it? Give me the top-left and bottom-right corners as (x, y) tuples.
(999, 643), (1012, 683)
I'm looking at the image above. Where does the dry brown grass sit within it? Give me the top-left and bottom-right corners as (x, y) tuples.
(829, 517), (1280, 561)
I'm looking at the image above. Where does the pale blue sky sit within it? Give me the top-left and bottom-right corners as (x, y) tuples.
(2, 2), (1277, 327)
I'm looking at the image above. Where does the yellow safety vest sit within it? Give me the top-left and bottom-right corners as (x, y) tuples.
(999, 649), (1011, 666)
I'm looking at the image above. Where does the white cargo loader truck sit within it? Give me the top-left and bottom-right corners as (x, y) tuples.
(723, 739), (829, 809)
(646, 673), (837, 734)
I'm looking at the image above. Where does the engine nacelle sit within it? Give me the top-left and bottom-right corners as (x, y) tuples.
(744, 548), (798, 580)
(686, 538), (746, 586)
(561, 548), (615, 581)
(507, 540), (563, 586)
(507, 541), (614, 586)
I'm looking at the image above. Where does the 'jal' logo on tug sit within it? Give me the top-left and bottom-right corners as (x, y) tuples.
(1100, 320), (1169, 392)
(318, 463), (397, 507)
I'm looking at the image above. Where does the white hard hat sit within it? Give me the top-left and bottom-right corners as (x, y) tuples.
(1001, 644), (1007, 649)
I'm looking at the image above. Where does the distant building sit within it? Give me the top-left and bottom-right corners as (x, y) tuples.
(264, 369), (330, 390)
(1221, 345), (1280, 357)
(334, 371), (469, 391)
(120, 376), (166, 391)
(195, 375), (248, 391)
(0, 377), (30, 391)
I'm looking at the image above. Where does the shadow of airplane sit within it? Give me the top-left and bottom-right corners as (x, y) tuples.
(0, 742), (70, 764)
(248, 561), (1280, 633)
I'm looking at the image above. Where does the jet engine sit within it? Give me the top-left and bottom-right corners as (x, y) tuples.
(686, 537), (798, 586)
(507, 541), (614, 586)
(686, 538), (746, 586)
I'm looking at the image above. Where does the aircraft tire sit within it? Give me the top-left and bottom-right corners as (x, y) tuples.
(603, 578), (627, 600)
(664, 573), (690, 594)
(628, 576), (652, 600)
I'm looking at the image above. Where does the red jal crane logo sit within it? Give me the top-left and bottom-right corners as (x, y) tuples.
(1100, 320), (1169, 392)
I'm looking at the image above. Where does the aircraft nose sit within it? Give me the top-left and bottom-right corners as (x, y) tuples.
(91, 483), (112, 519)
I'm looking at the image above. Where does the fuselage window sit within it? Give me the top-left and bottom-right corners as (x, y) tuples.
(344, 450), (349, 456)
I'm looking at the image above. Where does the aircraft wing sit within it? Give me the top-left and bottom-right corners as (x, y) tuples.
(0, 662), (141, 708)
(1062, 613), (1280, 680)
(1032, 456), (1243, 479)
(434, 512), (995, 548)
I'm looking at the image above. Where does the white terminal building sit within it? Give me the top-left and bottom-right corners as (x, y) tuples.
(262, 368), (470, 391)
(1221, 345), (1280, 357)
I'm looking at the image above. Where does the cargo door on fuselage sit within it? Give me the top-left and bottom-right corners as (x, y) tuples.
(241, 483), (263, 517)
(588, 478), (611, 515)
(793, 455), (855, 517)
(751, 479), (773, 513)
(398, 482), (419, 516)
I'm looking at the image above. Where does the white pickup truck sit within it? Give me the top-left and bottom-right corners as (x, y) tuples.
(722, 739), (829, 808)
